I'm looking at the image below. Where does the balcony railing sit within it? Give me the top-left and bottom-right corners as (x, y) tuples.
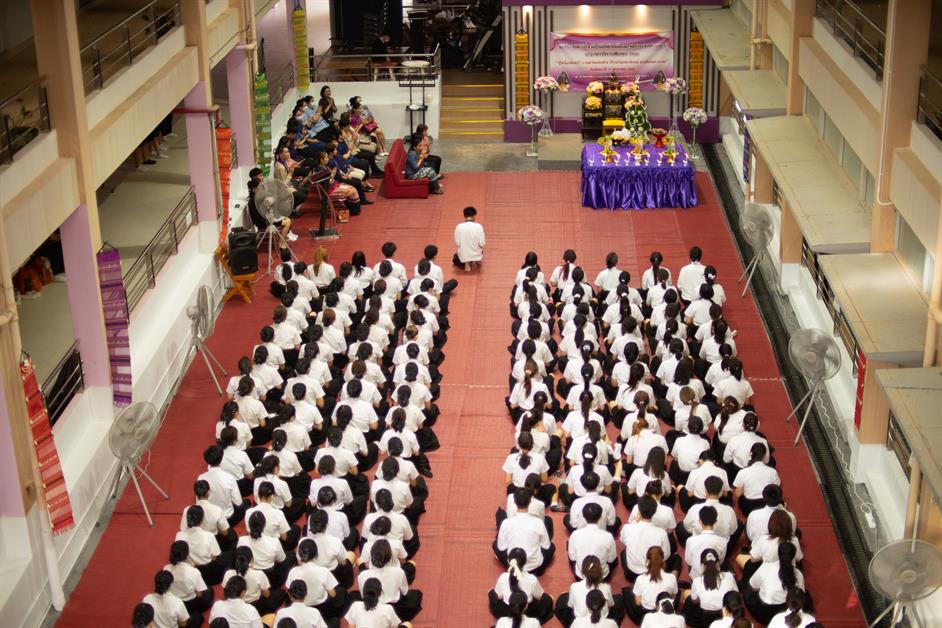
(42, 342), (85, 427)
(310, 45), (441, 84)
(917, 69), (942, 143)
(0, 78), (51, 165)
(79, 1), (182, 93)
(801, 239), (860, 373)
(267, 61), (296, 111)
(815, 0), (886, 80)
(124, 186), (198, 312)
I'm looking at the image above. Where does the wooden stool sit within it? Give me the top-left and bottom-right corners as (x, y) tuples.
(215, 243), (256, 304)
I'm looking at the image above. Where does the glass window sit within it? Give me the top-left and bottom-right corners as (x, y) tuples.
(733, 0), (752, 27)
(823, 115), (843, 158)
(886, 412), (912, 478)
(896, 215), (927, 285)
(841, 143), (862, 190)
(804, 87), (823, 132)
(772, 45), (789, 83)
(864, 169), (875, 207)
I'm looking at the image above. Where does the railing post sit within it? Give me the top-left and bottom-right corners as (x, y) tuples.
(852, 18), (860, 60)
(39, 85), (50, 131)
(2, 114), (13, 163)
(171, 219), (179, 253)
(94, 47), (104, 88)
(150, 6), (159, 45)
(148, 252), (156, 288)
(126, 25), (134, 64)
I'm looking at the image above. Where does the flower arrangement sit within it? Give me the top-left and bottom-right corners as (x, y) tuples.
(683, 107), (708, 127)
(586, 81), (604, 95)
(621, 81), (640, 94)
(518, 105), (545, 125)
(657, 76), (687, 95)
(534, 76), (559, 91)
(584, 96), (602, 110)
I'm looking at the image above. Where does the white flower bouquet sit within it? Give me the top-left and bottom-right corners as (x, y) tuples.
(519, 105), (545, 125)
(534, 76), (559, 91)
(683, 107), (708, 127)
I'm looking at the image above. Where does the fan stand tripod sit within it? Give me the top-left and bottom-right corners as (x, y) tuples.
(784, 378), (821, 445)
(737, 248), (763, 298)
(186, 311), (228, 395)
(108, 457), (168, 528)
(866, 597), (922, 628)
(256, 208), (295, 279)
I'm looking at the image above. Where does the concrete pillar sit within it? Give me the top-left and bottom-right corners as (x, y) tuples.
(779, 198), (803, 290)
(856, 359), (896, 445)
(60, 205), (111, 387)
(226, 47), (256, 168)
(184, 82), (220, 224)
(0, 372), (26, 517)
(870, 0), (932, 252)
(752, 149), (774, 204)
(785, 0), (814, 115)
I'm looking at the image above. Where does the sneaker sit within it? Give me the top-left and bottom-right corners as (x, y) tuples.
(164, 132), (177, 138)
(142, 159), (157, 166)
(550, 503), (569, 513)
(378, 151), (388, 156)
(286, 232), (299, 242)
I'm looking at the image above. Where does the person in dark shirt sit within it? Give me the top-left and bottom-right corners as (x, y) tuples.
(247, 178), (294, 240)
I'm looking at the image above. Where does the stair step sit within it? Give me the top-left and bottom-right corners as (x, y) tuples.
(441, 119), (504, 124)
(438, 130), (504, 136)
(441, 96), (504, 101)
(440, 111), (504, 121)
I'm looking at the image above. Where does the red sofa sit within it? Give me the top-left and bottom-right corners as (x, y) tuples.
(382, 139), (429, 199)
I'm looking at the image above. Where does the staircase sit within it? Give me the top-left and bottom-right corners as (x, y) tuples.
(438, 72), (504, 140)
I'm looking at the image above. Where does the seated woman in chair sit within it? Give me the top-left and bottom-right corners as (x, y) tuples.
(309, 150), (364, 215)
(350, 96), (388, 156)
(405, 134), (443, 195)
(413, 124), (442, 175)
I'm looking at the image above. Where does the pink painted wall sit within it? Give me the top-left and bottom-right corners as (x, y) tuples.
(183, 82), (220, 223)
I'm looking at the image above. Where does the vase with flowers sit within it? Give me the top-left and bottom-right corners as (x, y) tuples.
(657, 76), (688, 141)
(534, 76), (559, 137)
(682, 106), (708, 158)
(519, 105), (544, 157)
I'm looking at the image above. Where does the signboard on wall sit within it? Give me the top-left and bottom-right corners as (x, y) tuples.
(548, 32), (674, 90)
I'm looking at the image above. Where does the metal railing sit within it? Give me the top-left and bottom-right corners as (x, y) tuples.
(267, 61), (296, 111)
(42, 342), (84, 426)
(310, 45), (441, 84)
(801, 239), (860, 373)
(917, 68), (942, 143)
(815, 0), (886, 80)
(80, 1), (182, 93)
(0, 78), (50, 165)
(124, 186), (198, 312)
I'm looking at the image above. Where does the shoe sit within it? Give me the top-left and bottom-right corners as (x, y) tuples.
(419, 467), (433, 478)
(142, 159), (157, 166)
(372, 171), (385, 178)
(378, 151), (388, 156)
(165, 132), (177, 138)
(361, 199), (374, 205)
(157, 152), (170, 159)
(437, 174), (446, 180)
(550, 503), (569, 513)
(431, 188), (444, 195)
(286, 232), (299, 242)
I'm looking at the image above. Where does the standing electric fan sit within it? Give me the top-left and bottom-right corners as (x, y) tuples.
(784, 328), (842, 445)
(186, 285), (227, 395)
(107, 401), (168, 527)
(866, 539), (942, 627)
(254, 179), (295, 277)
(738, 202), (774, 298)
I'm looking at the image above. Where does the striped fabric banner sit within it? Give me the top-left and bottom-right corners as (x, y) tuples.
(20, 355), (74, 535)
(96, 248), (132, 406)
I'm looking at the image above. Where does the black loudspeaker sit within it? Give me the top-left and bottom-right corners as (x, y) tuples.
(228, 229), (258, 274)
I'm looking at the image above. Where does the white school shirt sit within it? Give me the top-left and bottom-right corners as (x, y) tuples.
(561, 410), (604, 439)
(560, 281), (595, 304)
(357, 565), (409, 603)
(747, 505), (798, 542)
(566, 436), (613, 466)
(251, 362), (283, 393)
(602, 301), (643, 327)
(315, 445), (359, 475)
(209, 598), (263, 627)
(309, 475), (353, 508)
(656, 355), (681, 385)
(385, 404), (426, 432)
(273, 448), (302, 477)
(370, 477), (413, 513)
(374, 257), (408, 285)
(768, 611), (816, 628)
(750, 561), (805, 605)
(292, 399), (324, 432)
(685, 530), (728, 578)
(221, 446), (253, 480)
(672, 434), (710, 472)
(515, 266), (546, 286)
(642, 266), (672, 290)
(666, 379), (706, 411)
(640, 611), (685, 628)
(496, 513), (552, 572)
(674, 403), (713, 435)
(509, 380), (551, 411)
(392, 360), (432, 387)
(361, 537), (408, 569)
(687, 462), (731, 499)
(380, 428), (421, 457)
(614, 383), (656, 409)
(454, 220), (486, 262)
(245, 501), (290, 539)
(568, 524), (617, 577)
(502, 452), (550, 487)
(751, 533), (804, 563)
(570, 492), (617, 529)
(622, 431), (667, 467)
(628, 502), (677, 532)
(273, 320), (303, 349)
(734, 462), (781, 500)
(198, 466), (242, 517)
(286, 562), (338, 606)
(715, 409), (748, 443)
(690, 571), (739, 611)
(497, 617), (542, 628)
(163, 560), (206, 602)
(567, 581), (615, 617)
(253, 473), (292, 509)
(253, 341), (286, 369)
(304, 532), (348, 570)
(633, 571), (679, 610)
(226, 374), (263, 399)
(565, 464), (614, 497)
(514, 337), (554, 365)
(175, 526), (220, 566)
(287, 373), (326, 403)
(626, 468), (673, 497)
(274, 602), (328, 628)
(714, 376), (754, 406)
(550, 264), (577, 290)
(235, 394), (267, 428)
(677, 261), (706, 301)
(216, 419), (253, 451)
(684, 499), (739, 538)
(142, 592), (189, 628)
(700, 336), (737, 364)
(724, 431), (768, 469)
(306, 262), (336, 288)
(344, 601), (401, 627)
(594, 267), (624, 292)
(222, 568), (269, 604)
(493, 569), (545, 603)
(238, 534), (286, 571)
(619, 520), (670, 574)
(179, 498), (227, 535)
(363, 511), (414, 544)
(333, 398), (378, 432)
(710, 282), (727, 306)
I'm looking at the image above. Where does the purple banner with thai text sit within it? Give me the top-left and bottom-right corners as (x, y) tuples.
(549, 32), (674, 90)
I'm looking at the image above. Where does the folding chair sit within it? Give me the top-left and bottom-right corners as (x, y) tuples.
(215, 243), (256, 304)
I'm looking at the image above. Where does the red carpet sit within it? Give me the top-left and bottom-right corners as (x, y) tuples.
(55, 171), (865, 627)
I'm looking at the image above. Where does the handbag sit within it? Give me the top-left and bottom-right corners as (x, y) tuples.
(337, 207), (350, 223)
(358, 137), (378, 153)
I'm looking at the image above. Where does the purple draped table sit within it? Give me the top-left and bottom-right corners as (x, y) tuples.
(581, 143), (698, 210)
